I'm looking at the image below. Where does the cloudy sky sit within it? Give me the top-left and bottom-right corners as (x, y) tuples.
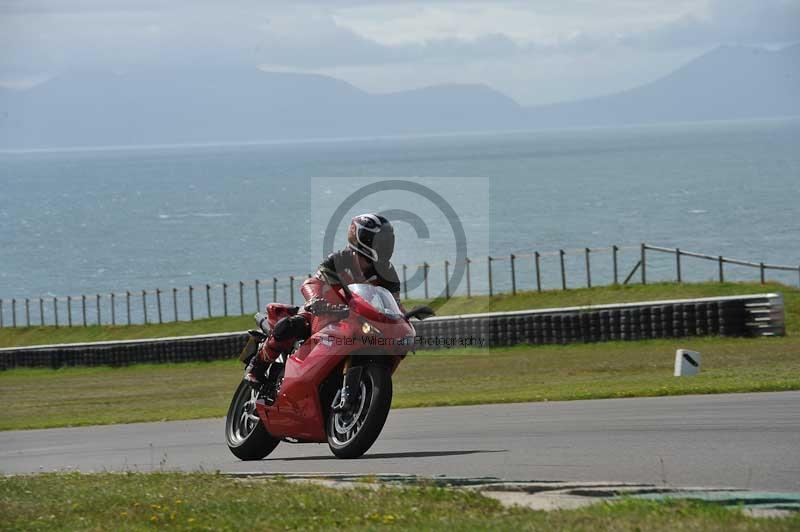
(1, 0), (798, 104)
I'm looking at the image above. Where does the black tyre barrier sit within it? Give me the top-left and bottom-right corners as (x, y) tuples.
(587, 313), (597, 342)
(0, 332), (250, 370)
(620, 309), (631, 341)
(540, 315), (550, 344)
(516, 316), (527, 345)
(498, 316), (510, 347)
(719, 301), (747, 337)
(672, 303), (685, 338)
(598, 310), (609, 341)
(0, 293), (785, 368)
(660, 305), (673, 338)
(607, 309), (619, 341)
(695, 303), (709, 336)
(639, 307), (651, 340)
(683, 305), (697, 337)
(523, 316), (535, 344)
(533, 315), (544, 344)
(632, 309), (643, 340)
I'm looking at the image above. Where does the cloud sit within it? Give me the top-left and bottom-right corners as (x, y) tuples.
(253, 15), (532, 68)
(624, 0), (800, 48)
(0, 3), (535, 74)
(2, 0), (797, 105)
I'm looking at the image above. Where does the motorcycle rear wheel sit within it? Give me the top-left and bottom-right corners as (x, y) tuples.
(327, 363), (392, 459)
(225, 380), (280, 460)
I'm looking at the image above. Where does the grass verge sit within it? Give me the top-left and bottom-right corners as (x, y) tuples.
(1, 473), (796, 531)
(1, 335), (798, 431)
(1, 282), (796, 348)
(0, 281), (797, 430)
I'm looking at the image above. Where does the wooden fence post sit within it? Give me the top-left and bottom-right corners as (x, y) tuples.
(39, 298), (44, 326)
(205, 284), (211, 318)
(126, 291), (132, 325)
(559, 249), (567, 290)
(402, 265), (408, 300)
(142, 290), (148, 324)
(488, 256), (493, 298)
(534, 251), (541, 292)
(272, 278), (277, 303)
(81, 295), (87, 326)
(66, 296), (72, 327)
(676, 248), (682, 283)
(423, 263), (429, 299)
(289, 276), (295, 306)
(718, 256), (724, 283)
(239, 281), (244, 315)
(11, 299), (15, 327)
(640, 243), (647, 285)
(111, 293), (116, 325)
(612, 245), (619, 285)
(222, 283), (228, 316)
(584, 248), (591, 288)
(465, 258), (471, 298)
(171, 288), (177, 322)
(156, 289), (162, 324)
(188, 286), (194, 321)
(53, 297), (58, 327)
(255, 279), (261, 312)
(444, 260), (450, 299)
(510, 254), (516, 295)
(760, 262), (765, 284)
(25, 298), (30, 327)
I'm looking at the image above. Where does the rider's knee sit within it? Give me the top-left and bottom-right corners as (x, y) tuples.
(273, 315), (310, 341)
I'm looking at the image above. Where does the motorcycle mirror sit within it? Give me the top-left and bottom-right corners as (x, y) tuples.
(254, 312), (270, 334)
(404, 305), (435, 320)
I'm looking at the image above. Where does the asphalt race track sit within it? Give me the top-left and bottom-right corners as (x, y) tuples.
(2, 392), (798, 491)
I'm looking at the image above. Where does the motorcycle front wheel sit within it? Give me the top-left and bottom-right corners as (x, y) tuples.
(327, 363), (392, 459)
(225, 380), (280, 460)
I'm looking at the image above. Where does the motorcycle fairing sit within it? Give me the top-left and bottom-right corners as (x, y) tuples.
(256, 318), (414, 442)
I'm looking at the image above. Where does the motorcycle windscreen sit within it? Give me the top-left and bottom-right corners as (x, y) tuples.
(347, 283), (403, 319)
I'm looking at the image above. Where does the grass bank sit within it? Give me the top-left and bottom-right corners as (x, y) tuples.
(1, 473), (796, 531)
(1, 282), (795, 348)
(1, 335), (798, 431)
(1, 281), (797, 431)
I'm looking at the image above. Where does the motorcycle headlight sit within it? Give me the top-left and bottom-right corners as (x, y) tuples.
(361, 322), (381, 335)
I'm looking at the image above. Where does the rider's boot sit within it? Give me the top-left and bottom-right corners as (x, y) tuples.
(245, 335), (287, 384)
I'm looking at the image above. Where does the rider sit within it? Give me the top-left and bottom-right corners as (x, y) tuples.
(246, 213), (401, 386)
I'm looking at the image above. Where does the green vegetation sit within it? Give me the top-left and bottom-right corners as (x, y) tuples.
(2, 335), (798, 431)
(0, 281), (797, 431)
(1, 473), (796, 531)
(1, 281), (796, 348)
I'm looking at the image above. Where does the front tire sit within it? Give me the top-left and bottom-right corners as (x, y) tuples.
(225, 380), (280, 460)
(327, 363), (392, 459)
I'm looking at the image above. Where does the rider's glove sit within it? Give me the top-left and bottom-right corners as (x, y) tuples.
(304, 298), (348, 316)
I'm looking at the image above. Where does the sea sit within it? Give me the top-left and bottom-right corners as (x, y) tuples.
(1, 117), (799, 323)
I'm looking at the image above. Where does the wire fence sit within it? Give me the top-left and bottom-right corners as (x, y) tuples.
(0, 243), (797, 328)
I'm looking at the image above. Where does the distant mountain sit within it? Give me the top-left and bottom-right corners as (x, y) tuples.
(525, 44), (800, 128)
(0, 44), (797, 149)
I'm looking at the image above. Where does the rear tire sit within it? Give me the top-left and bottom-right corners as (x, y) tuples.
(327, 363), (392, 459)
(225, 380), (280, 460)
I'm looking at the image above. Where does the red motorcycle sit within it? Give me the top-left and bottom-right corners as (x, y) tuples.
(225, 283), (434, 460)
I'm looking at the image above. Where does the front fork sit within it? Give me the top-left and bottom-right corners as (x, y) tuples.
(332, 356), (363, 412)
